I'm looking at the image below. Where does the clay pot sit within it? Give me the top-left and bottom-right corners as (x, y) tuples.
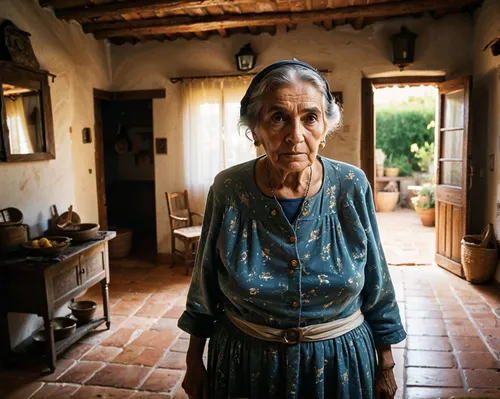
(376, 192), (400, 212)
(416, 207), (435, 227)
(376, 166), (384, 178)
(384, 168), (400, 177)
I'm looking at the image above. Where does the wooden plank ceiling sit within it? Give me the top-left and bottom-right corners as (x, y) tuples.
(40, 0), (484, 45)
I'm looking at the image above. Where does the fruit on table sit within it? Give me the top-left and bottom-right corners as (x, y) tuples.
(32, 237), (60, 248)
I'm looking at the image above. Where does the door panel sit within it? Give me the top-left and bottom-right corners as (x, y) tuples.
(435, 77), (472, 278)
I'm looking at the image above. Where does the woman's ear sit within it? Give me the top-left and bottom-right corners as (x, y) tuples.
(252, 131), (261, 147)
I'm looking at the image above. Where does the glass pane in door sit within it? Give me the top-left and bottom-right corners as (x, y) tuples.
(443, 90), (464, 129)
(441, 161), (462, 187)
(441, 129), (464, 159)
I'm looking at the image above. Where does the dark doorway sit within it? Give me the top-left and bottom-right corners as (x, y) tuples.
(94, 90), (165, 262)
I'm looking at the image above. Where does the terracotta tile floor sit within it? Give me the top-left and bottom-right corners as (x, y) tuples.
(1, 262), (499, 398)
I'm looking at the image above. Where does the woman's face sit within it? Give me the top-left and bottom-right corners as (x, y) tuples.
(254, 81), (327, 173)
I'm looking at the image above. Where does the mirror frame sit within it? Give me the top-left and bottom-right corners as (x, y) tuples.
(0, 60), (55, 162)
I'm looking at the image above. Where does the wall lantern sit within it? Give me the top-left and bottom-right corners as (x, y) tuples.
(391, 26), (417, 71)
(235, 43), (257, 72)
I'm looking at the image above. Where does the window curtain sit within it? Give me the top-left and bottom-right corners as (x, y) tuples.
(182, 76), (256, 212)
(5, 96), (36, 154)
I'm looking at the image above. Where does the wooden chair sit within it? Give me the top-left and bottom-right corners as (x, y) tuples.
(166, 190), (203, 275)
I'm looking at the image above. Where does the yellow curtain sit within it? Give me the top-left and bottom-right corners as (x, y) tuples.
(182, 76), (256, 212)
(4, 97), (35, 154)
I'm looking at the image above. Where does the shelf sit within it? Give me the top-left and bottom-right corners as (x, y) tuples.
(11, 318), (106, 361)
(376, 176), (415, 182)
(56, 318), (106, 355)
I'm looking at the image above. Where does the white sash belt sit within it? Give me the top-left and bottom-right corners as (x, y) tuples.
(226, 309), (364, 344)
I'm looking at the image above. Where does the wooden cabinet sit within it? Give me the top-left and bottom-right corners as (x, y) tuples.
(0, 232), (116, 372)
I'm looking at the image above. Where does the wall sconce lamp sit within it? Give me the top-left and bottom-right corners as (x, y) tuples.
(391, 26), (417, 71)
(235, 43), (257, 72)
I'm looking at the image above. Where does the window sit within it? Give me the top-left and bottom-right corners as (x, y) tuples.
(183, 77), (255, 211)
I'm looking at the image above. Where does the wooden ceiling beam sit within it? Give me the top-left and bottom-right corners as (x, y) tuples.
(193, 30), (210, 39)
(217, 28), (229, 37)
(84, 0), (482, 39)
(54, 0), (271, 21)
(40, 0), (88, 8)
(352, 17), (365, 30)
(323, 20), (333, 31)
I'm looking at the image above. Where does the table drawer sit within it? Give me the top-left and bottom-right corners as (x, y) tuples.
(79, 244), (105, 284)
(52, 259), (80, 303)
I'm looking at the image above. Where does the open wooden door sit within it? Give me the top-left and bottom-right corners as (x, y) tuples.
(435, 77), (472, 278)
(93, 94), (108, 231)
(361, 78), (376, 191)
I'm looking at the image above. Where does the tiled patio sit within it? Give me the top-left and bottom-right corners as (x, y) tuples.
(0, 260), (499, 399)
(377, 209), (436, 266)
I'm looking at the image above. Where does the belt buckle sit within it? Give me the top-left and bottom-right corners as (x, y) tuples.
(282, 328), (303, 344)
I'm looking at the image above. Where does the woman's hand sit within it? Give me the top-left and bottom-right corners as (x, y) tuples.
(182, 336), (209, 399)
(182, 356), (209, 399)
(375, 366), (397, 399)
(375, 344), (397, 399)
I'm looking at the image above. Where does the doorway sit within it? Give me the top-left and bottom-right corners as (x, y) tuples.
(93, 89), (165, 262)
(361, 76), (472, 274)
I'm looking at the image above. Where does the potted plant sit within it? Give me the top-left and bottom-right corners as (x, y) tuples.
(384, 154), (400, 177)
(376, 181), (400, 212)
(410, 142), (435, 183)
(375, 149), (386, 178)
(411, 185), (435, 227)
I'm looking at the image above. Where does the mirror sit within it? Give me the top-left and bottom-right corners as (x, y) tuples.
(2, 82), (44, 154)
(0, 60), (55, 162)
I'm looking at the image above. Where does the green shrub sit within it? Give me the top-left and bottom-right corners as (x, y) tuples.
(376, 108), (435, 171)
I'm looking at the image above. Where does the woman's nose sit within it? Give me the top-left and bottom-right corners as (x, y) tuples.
(285, 119), (305, 144)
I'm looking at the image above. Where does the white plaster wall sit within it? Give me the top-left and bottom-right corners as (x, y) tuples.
(111, 14), (474, 255)
(471, 0), (500, 282)
(0, 0), (112, 345)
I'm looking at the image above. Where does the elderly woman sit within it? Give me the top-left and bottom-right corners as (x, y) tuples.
(178, 60), (406, 399)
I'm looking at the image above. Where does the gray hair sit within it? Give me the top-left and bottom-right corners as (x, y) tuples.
(239, 65), (342, 140)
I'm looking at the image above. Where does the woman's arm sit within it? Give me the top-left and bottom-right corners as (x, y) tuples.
(177, 186), (224, 338)
(186, 336), (207, 366)
(376, 344), (395, 368)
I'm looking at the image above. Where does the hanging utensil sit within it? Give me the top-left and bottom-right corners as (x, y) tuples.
(114, 123), (132, 154)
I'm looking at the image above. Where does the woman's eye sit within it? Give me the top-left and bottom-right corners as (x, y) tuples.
(271, 114), (285, 123)
(305, 114), (318, 123)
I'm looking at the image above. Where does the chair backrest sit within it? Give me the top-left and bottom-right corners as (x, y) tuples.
(166, 190), (192, 231)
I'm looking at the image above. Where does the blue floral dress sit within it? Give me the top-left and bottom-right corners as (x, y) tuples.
(178, 156), (406, 399)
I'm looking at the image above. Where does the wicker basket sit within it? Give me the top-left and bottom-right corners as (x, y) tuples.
(461, 224), (498, 284)
(109, 228), (133, 259)
(0, 224), (29, 253)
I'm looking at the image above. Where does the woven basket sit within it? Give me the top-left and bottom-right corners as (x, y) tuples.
(0, 224), (29, 253)
(461, 224), (498, 284)
(109, 228), (133, 259)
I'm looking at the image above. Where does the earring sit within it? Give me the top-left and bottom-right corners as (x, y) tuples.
(319, 140), (326, 149)
(254, 140), (261, 147)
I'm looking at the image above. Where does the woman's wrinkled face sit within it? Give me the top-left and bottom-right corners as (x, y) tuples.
(254, 81), (327, 173)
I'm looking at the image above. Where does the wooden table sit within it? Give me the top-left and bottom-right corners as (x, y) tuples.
(0, 231), (116, 372)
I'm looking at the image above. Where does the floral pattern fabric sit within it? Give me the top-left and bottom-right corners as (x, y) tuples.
(178, 156), (406, 399)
